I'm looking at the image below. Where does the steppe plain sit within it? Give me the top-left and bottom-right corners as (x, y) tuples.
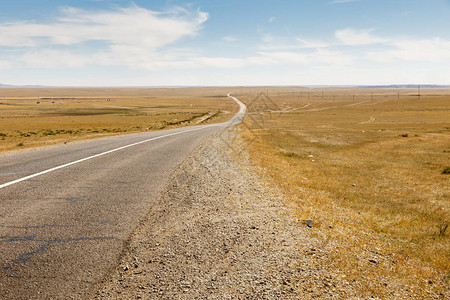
(1, 87), (448, 298)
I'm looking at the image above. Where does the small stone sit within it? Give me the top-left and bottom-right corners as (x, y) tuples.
(352, 183), (356, 187)
(304, 220), (313, 228)
(368, 259), (377, 264)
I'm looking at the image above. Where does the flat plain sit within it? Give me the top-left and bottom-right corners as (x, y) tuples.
(0, 87), (238, 153)
(1, 86), (448, 298)
(237, 87), (449, 297)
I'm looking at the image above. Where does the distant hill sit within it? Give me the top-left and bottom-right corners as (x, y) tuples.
(0, 83), (44, 88)
(358, 84), (450, 89)
(1, 83), (449, 89)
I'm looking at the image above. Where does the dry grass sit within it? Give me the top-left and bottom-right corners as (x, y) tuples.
(237, 88), (449, 297)
(0, 87), (238, 152)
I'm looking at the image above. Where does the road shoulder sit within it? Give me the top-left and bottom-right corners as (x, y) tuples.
(92, 131), (309, 298)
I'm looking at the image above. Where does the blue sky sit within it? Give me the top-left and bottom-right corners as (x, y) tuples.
(1, 0), (450, 86)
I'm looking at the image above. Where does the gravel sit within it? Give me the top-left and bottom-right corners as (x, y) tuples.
(92, 131), (317, 299)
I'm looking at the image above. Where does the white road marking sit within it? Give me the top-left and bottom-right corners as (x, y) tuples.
(0, 93), (246, 190)
(0, 125), (218, 190)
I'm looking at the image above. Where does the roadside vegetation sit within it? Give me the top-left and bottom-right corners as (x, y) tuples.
(0, 87), (237, 152)
(237, 88), (449, 297)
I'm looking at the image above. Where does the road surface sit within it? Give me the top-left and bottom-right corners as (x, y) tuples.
(0, 94), (245, 299)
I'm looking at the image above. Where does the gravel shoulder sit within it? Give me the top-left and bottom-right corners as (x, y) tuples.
(91, 130), (318, 299)
(91, 126), (445, 299)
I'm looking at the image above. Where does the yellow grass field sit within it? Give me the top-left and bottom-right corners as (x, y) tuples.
(236, 88), (449, 297)
(0, 87), (238, 152)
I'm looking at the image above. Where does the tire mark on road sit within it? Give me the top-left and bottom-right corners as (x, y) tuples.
(1, 236), (117, 274)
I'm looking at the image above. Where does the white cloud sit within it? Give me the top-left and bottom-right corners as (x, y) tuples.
(0, 6), (208, 48)
(268, 16), (276, 23)
(0, 60), (11, 69)
(1, 4), (449, 87)
(19, 50), (89, 68)
(247, 55), (278, 66)
(367, 37), (450, 62)
(222, 35), (238, 42)
(253, 28), (450, 68)
(0, 5), (208, 69)
(260, 33), (274, 43)
(335, 29), (450, 63)
(257, 38), (330, 51)
(296, 38), (330, 48)
(250, 49), (353, 66)
(193, 57), (246, 68)
(313, 49), (354, 65)
(257, 51), (310, 64)
(258, 44), (302, 51)
(335, 28), (386, 45)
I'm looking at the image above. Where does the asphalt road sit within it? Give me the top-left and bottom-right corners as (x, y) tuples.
(0, 94), (245, 299)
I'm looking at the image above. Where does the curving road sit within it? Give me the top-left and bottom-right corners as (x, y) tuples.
(0, 94), (245, 299)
